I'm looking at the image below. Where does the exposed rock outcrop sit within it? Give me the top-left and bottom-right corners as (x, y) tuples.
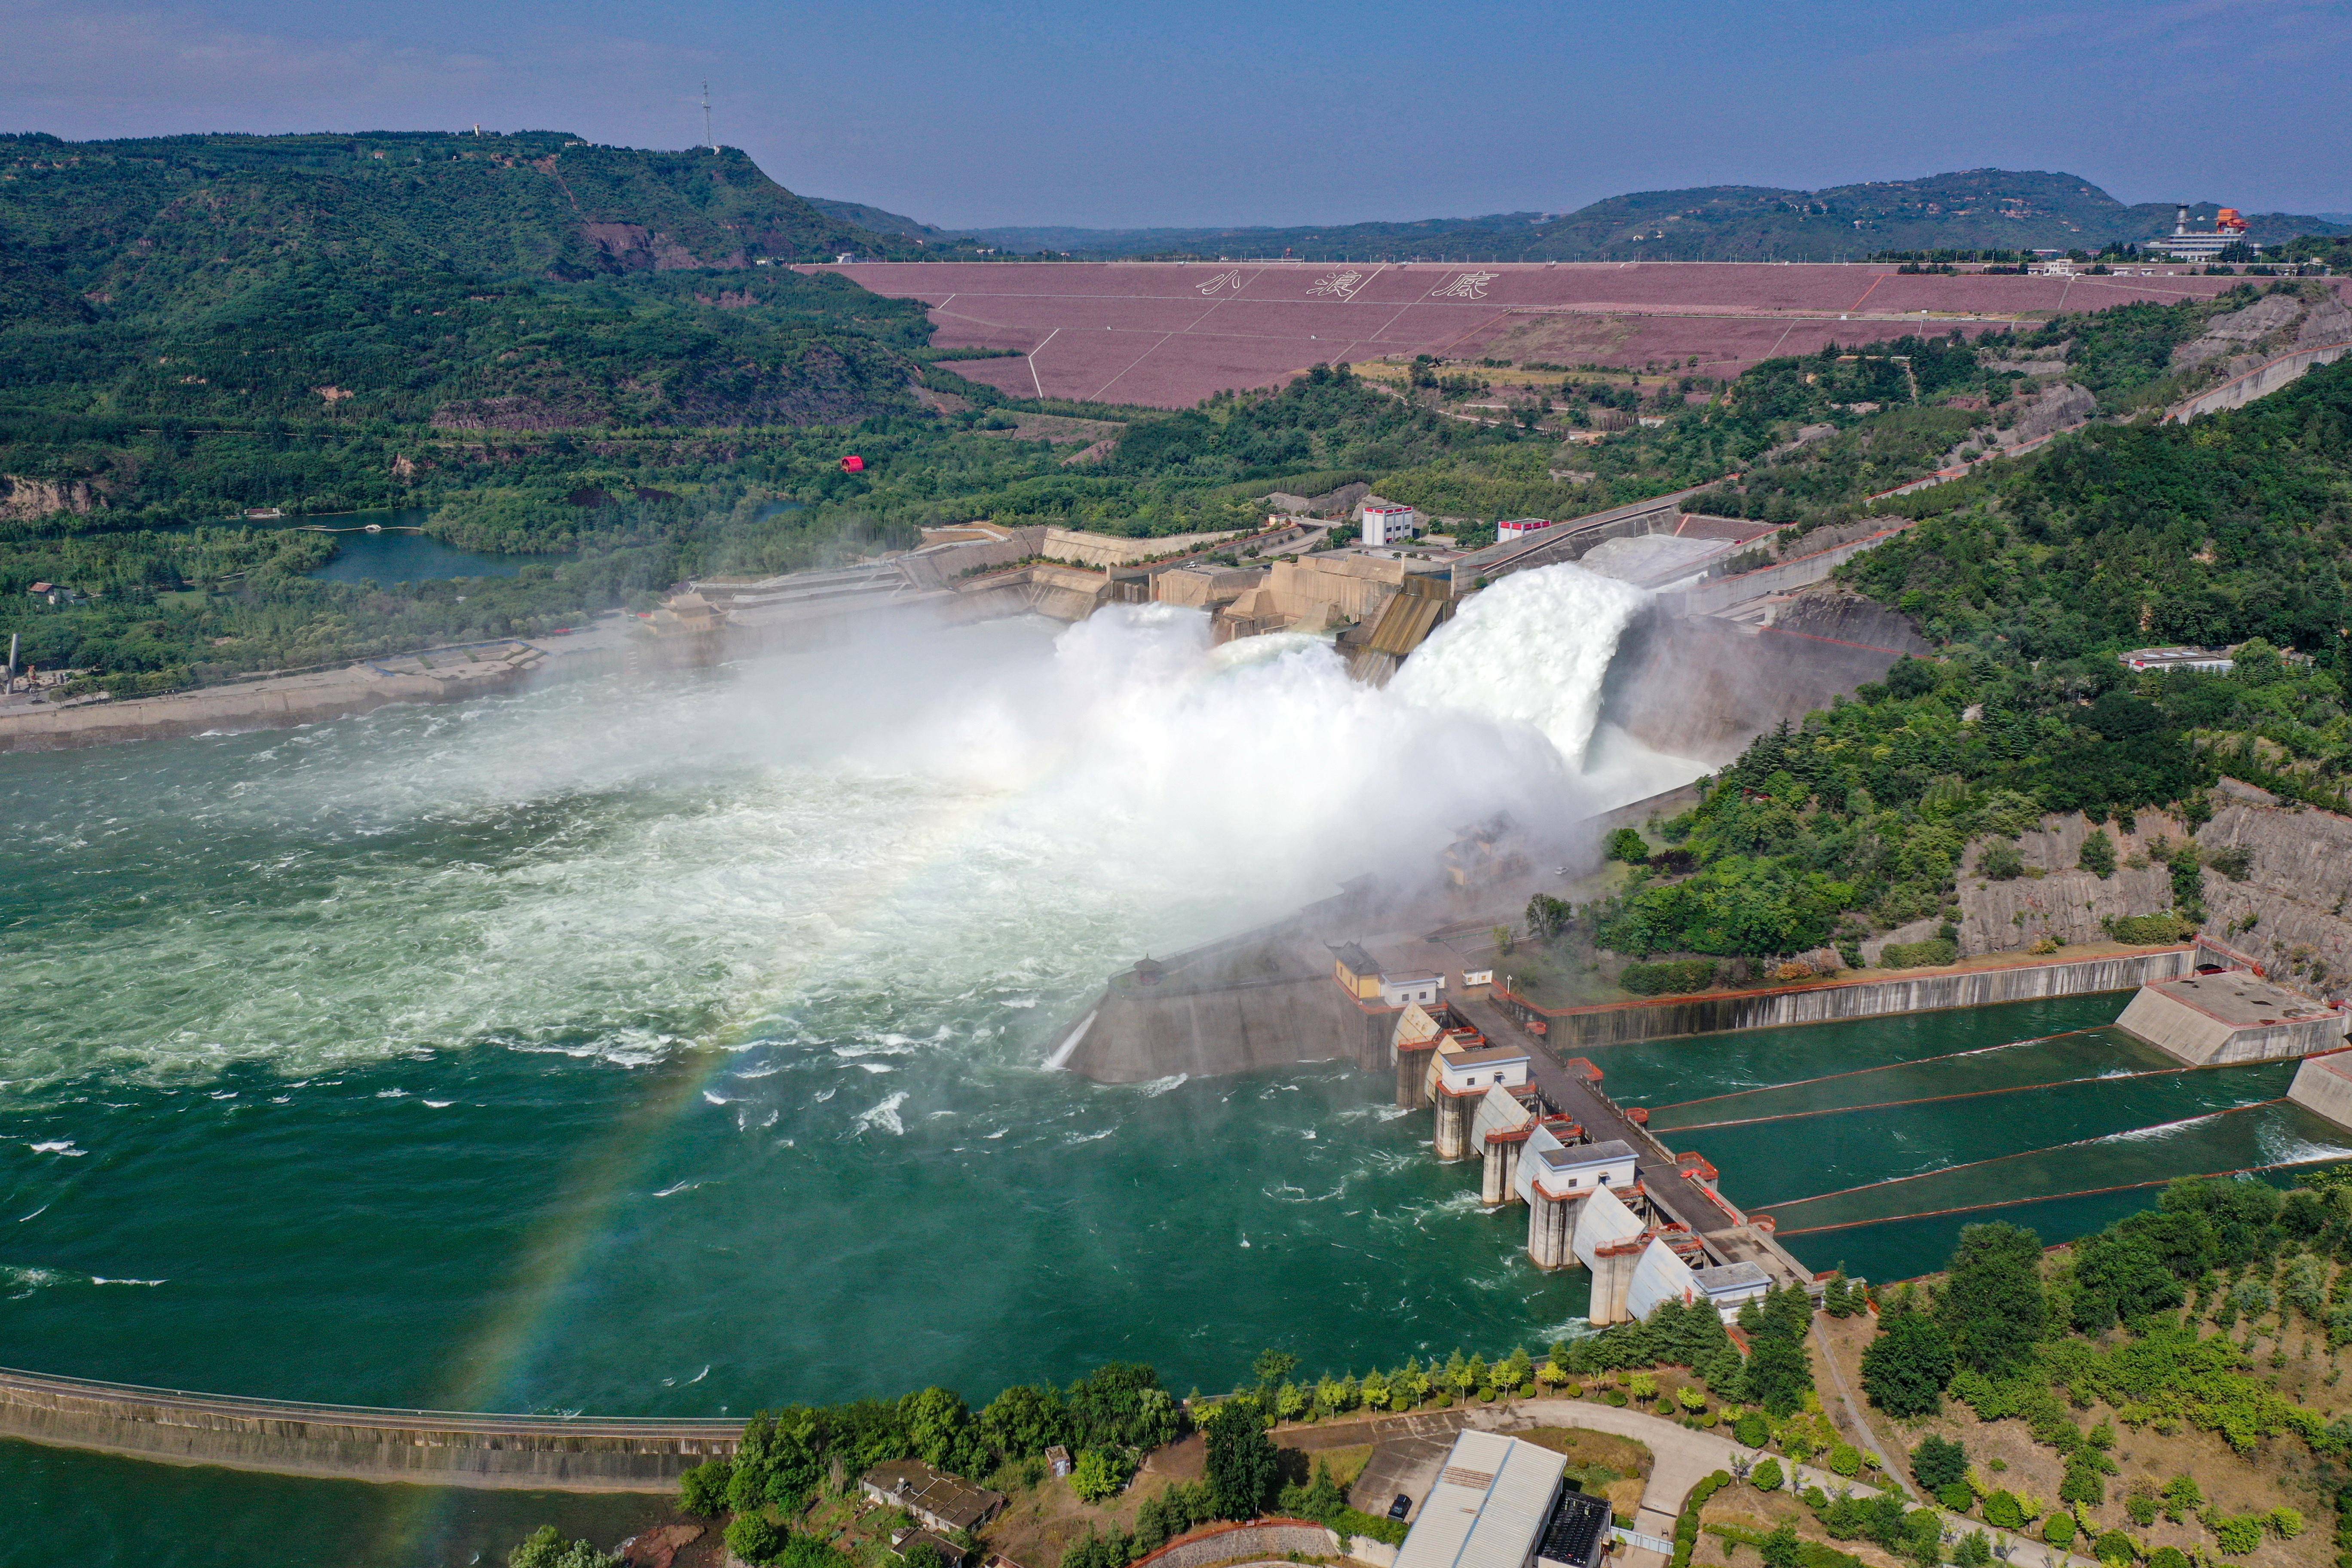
(1957, 811), (2177, 956)
(429, 395), (591, 431)
(2007, 381), (2098, 443)
(2300, 294), (2352, 347)
(2195, 797), (2352, 998)
(0, 475), (102, 521)
(2172, 293), (2315, 373)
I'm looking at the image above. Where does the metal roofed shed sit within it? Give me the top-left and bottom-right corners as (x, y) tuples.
(1537, 1488), (1613, 1568)
(1393, 1429), (1568, 1568)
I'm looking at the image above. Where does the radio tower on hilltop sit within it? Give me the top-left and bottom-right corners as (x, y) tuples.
(702, 83), (715, 152)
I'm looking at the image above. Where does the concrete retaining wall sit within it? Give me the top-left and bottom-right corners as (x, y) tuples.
(0, 1366), (739, 1490)
(1522, 948), (2196, 1050)
(2116, 985), (2349, 1065)
(2290, 1052), (2352, 1130)
(1126, 1521), (1344, 1568)
(2167, 341), (2352, 423)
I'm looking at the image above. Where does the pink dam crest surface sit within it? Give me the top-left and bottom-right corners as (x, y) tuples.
(813, 260), (2269, 408)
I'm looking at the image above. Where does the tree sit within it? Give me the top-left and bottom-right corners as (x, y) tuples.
(1955, 1532), (1993, 1568)
(1911, 1435), (1968, 1493)
(1751, 1459), (1785, 1492)
(900, 1387), (977, 1474)
(722, 1516), (786, 1568)
(1937, 1222), (2048, 1377)
(1863, 1310), (1955, 1417)
(1202, 1397), (1279, 1521)
(1743, 1336), (1812, 1419)
(1251, 1349), (1298, 1395)
(980, 1384), (1073, 1460)
(2078, 830), (2116, 879)
(679, 1458), (734, 1516)
(510, 1527), (621, 1568)
(1067, 1364), (1182, 1452)
(2072, 1229), (2184, 1332)
(1734, 1412), (1770, 1449)
(1071, 1448), (1134, 1504)
(1762, 1522), (1804, 1568)
(1606, 828), (1651, 864)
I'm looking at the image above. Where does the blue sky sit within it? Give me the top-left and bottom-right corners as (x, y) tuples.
(6, 0), (2349, 228)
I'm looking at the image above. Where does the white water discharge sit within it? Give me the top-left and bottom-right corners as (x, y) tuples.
(0, 564), (1700, 1088)
(1390, 562), (1651, 768)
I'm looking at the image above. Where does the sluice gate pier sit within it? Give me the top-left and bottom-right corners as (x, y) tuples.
(1395, 982), (1803, 1323)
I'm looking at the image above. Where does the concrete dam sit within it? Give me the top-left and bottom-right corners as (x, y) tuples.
(0, 1365), (739, 1490)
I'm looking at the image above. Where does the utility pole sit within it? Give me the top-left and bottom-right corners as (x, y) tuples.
(703, 83), (714, 152)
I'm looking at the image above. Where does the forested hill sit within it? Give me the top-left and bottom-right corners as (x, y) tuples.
(1, 131), (947, 292)
(0, 131), (961, 434)
(959, 170), (2347, 261)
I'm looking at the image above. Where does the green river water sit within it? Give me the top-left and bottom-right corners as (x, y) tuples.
(2, 609), (2343, 1565)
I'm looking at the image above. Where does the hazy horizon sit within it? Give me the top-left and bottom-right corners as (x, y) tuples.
(6, 0), (2349, 230)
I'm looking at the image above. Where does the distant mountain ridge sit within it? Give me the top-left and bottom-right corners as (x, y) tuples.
(822, 169), (2348, 262)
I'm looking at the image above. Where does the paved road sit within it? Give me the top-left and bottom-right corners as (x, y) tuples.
(1458, 1399), (2089, 1568)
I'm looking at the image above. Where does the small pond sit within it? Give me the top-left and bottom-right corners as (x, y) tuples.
(288, 508), (530, 584)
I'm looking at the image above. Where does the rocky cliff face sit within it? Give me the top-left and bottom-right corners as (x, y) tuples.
(1949, 792), (2352, 1001)
(0, 475), (101, 521)
(1957, 811), (2178, 955)
(2195, 795), (2352, 998)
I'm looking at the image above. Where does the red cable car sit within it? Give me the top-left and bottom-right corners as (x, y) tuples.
(840, 454), (865, 473)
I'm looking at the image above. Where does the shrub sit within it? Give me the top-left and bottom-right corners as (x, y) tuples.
(1071, 1448), (1133, 1504)
(2208, 846), (2253, 880)
(2105, 912), (2192, 945)
(510, 1527), (622, 1568)
(1828, 1445), (1863, 1478)
(723, 1516), (787, 1567)
(1911, 1436), (1968, 1492)
(1603, 1390), (1629, 1407)
(1881, 939), (1959, 968)
(1606, 828), (1651, 865)
(1751, 1460), (1785, 1492)
(679, 1458), (734, 1516)
(2043, 1514), (2076, 1550)
(1803, 1487), (1829, 1511)
(2211, 1513), (2265, 1556)
(2125, 1494), (2159, 1528)
(1628, 1373), (1660, 1401)
(2079, 830), (2117, 879)
(1955, 1532), (1993, 1568)
(1983, 1491), (2023, 1530)
(2094, 1530), (2139, 1564)
(1978, 840), (2025, 881)
(2271, 1507), (2305, 1540)
(1939, 1482), (1976, 1513)
(1736, 1412), (1771, 1448)
(2149, 1551), (2190, 1568)
(1621, 958), (1720, 996)
(1678, 1387), (1709, 1412)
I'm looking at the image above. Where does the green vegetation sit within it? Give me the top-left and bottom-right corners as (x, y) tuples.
(507, 1526), (620, 1568)
(1507, 354), (2352, 971)
(1849, 1167), (2352, 1568)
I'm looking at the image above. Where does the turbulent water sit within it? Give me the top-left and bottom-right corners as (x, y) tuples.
(0, 570), (2320, 1565)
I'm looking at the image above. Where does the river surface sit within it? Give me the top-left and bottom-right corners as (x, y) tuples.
(0, 585), (2340, 1565)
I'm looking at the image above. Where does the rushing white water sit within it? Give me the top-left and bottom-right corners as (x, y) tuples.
(0, 566), (1701, 1087)
(1390, 563), (1651, 769)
